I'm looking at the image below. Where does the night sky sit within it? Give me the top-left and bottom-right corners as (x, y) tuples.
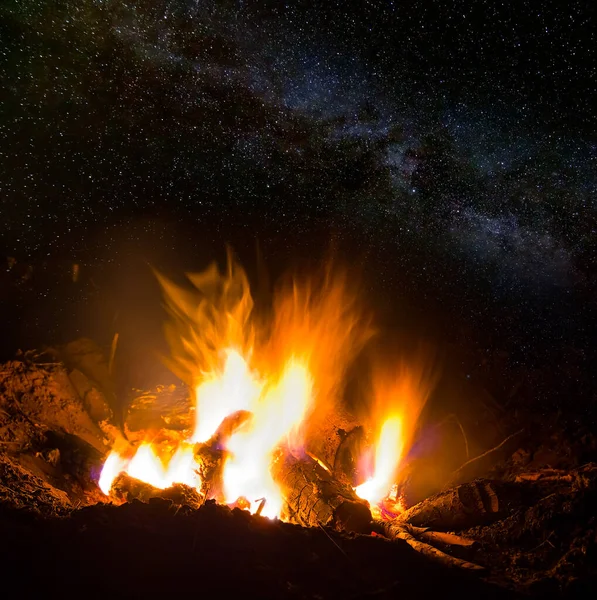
(1, 1), (596, 402)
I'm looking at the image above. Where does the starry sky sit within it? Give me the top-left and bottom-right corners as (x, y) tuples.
(1, 1), (596, 377)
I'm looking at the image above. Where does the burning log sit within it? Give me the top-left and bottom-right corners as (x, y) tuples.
(194, 442), (224, 499)
(193, 410), (253, 500)
(212, 410), (252, 442)
(306, 409), (366, 484)
(331, 425), (367, 485)
(276, 453), (373, 533)
(111, 473), (203, 508)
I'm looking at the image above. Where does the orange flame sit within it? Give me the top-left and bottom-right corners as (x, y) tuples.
(98, 252), (433, 522)
(222, 359), (314, 518)
(98, 442), (199, 495)
(355, 416), (403, 506)
(192, 348), (263, 444)
(354, 359), (436, 517)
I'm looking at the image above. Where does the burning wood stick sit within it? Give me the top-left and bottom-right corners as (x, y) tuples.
(373, 520), (486, 573)
(275, 453), (373, 533)
(306, 412), (366, 485)
(193, 443), (225, 500)
(193, 410), (253, 500)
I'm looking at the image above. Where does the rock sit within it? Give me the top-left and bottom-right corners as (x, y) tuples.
(0, 360), (108, 453)
(68, 369), (112, 423)
(59, 338), (121, 426)
(0, 454), (71, 515)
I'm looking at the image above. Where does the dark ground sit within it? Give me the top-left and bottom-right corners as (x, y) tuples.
(0, 499), (519, 600)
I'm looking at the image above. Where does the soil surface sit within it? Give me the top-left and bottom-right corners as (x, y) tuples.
(0, 499), (517, 600)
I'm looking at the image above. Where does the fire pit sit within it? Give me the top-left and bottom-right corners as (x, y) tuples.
(0, 254), (595, 599)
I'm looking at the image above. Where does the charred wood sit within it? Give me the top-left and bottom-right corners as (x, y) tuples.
(332, 425), (367, 485)
(514, 464), (597, 485)
(305, 407), (364, 484)
(275, 453), (372, 533)
(194, 443), (225, 500)
(111, 473), (203, 508)
(193, 410), (253, 500)
(0, 454), (72, 515)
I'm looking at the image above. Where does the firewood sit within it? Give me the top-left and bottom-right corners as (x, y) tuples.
(400, 524), (480, 549)
(514, 463), (597, 486)
(0, 360), (108, 454)
(305, 407), (364, 484)
(397, 480), (505, 531)
(374, 520), (486, 573)
(194, 442), (225, 500)
(275, 452), (372, 533)
(111, 472), (203, 508)
(515, 472), (574, 483)
(0, 454), (72, 515)
(331, 425), (367, 485)
(193, 410), (253, 500)
(412, 528), (479, 549)
(208, 410), (253, 445)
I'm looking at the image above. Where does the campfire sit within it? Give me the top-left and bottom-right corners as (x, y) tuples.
(98, 251), (431, 526)
(1, 251), (596, 599)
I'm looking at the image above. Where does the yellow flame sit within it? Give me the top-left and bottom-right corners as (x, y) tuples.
(99, 451), (129, 495)
(192, 348), (264, 443)
(127, 443), (169, 489)
(354, 416), (403, 505)
(222, 359), (314, 518)
(354, 358), (435, 512)
(164, 444), (202, 489)
(98, 443), (200, 495)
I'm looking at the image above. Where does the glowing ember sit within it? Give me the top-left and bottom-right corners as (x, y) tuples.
(97, 253), (435, 521)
